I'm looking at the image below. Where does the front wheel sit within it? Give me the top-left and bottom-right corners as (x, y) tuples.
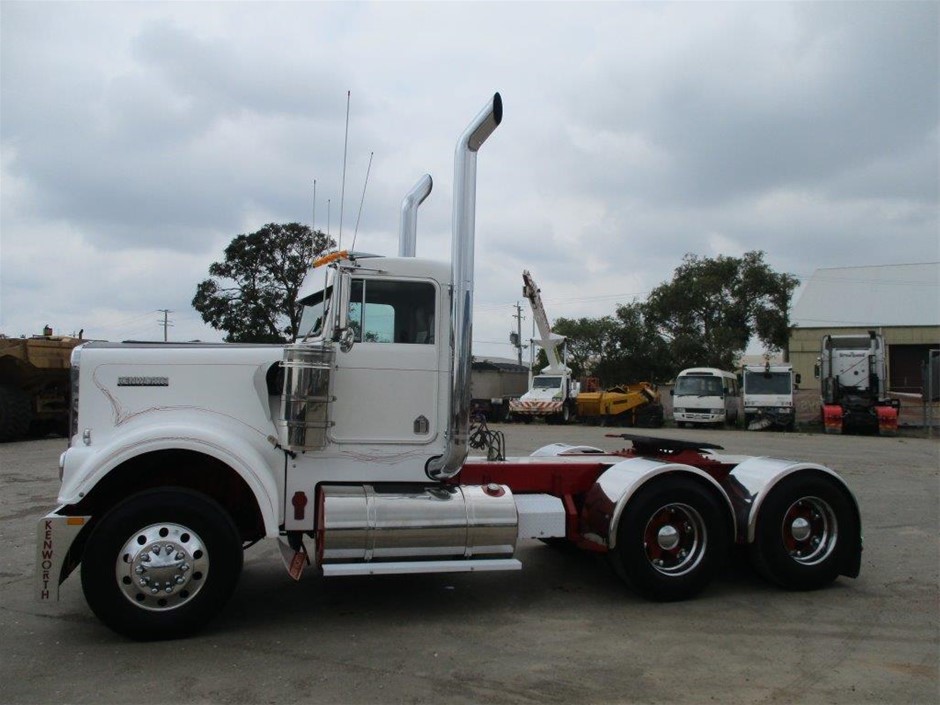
(611, 477), (729, 601)
(749, 473), (859, 590)
(81, 488), (243, 640)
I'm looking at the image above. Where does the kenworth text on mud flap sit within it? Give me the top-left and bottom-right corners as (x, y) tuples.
(37, 95), (862, 640)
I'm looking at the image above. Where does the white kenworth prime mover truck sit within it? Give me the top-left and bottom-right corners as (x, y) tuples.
(37, 95), (862, 641)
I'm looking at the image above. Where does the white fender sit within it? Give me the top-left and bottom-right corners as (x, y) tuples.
(530, 443), (607, 457)
(722, 456), (861, 544)
(581, 457), (736, 549)
(59, 417), (282, 537)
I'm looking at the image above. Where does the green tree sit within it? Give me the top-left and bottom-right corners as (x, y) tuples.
(550, 305), (673, 386)
(595, 302), (675, 384)
(739, 251), (800, 358)
(193, 223), (335, 343)
(644, 251), (799, 371)
(550, 316), (620, 378)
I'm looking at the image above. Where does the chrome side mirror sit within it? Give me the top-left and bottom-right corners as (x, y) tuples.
(332, 268), (354, 352)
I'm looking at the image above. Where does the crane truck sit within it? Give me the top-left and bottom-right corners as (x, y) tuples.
(37, 94), (862, 640)
(817, 331), (899, 435)
(508, 271), (580, 423)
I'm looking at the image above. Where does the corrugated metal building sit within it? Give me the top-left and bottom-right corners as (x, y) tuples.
(788, 263), (940, 393)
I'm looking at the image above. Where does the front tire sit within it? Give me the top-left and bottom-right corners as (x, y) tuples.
(611, 477), (729, 601)
(749, 473), (859, 591)
(81, 488), (243, 640)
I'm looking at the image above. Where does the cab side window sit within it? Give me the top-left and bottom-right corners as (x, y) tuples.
(348, 280), (436, 344)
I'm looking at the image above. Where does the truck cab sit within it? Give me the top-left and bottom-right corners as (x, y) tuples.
(742, 364), (796, 431)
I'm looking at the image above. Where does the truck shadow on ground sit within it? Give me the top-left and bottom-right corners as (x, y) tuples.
(211, 541), (782, 637)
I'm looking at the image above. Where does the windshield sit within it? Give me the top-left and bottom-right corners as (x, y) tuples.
(533, 376), (562, 390)
(744, 371), (791, 395)
(297, 285), (332, 340)
(675, 375), (724, 396)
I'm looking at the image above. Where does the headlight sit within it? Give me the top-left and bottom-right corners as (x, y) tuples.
(674, 408), (684, 413)
(712, 409), (724, 415)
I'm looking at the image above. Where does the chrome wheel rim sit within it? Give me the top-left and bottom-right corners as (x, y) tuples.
(643, 503), (706, 576)
(116, 523), (209, 611)
(781, 496), (838, 566)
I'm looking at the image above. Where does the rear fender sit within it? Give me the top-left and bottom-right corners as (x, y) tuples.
(581, 457), (736, 549)
(723, 456), (862, 576)
(530, 443), (606, 457)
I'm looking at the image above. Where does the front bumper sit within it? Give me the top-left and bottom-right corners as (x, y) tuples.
(508, 400), (564, 415)
(36, 508), (90, 602)
(674, 412), (723, 423)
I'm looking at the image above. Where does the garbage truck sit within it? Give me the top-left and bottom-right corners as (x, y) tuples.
(37, 94), (862, 640)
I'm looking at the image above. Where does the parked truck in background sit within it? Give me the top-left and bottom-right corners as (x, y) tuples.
(37, 95), (862, 641)
(508, 271), (580, 423)
(742, 363), (798, 431)
(470, 357), (528, 421)
(1, 330), (84, 442)
(817, 331), (899, 435)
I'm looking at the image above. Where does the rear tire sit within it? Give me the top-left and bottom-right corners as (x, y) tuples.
(749, 473), (858, 591)
(611, 477), (729, 601)
(0, 385), (32, 442)
(81, 488), (243, 640)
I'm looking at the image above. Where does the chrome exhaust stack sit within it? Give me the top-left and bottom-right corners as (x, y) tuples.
(427, 92), (502, 480)
(398, 174), (433, 257)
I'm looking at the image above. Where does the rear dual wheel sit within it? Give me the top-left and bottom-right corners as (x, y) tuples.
(611, 477), (729, 601)
(750, 474), (858, 590)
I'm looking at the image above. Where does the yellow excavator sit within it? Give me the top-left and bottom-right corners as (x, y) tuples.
(576, 380), (664, 427)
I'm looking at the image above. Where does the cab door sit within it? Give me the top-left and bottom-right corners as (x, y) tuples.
(329, 276), (441, 445)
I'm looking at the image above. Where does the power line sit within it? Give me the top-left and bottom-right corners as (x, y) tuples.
(157, 309), (174, 342)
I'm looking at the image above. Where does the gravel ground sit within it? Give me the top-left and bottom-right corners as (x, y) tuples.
(1, 426), (937, 704)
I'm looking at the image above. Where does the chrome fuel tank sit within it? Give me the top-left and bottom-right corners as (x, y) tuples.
(317, 484), (518, 564)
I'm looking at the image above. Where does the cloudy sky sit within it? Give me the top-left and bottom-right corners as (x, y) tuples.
(2, 1), (937, 359)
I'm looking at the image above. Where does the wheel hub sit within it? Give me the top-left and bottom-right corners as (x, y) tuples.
(116, 523), (209, 611)
(657, 524), (681, 551)
(643, 504), (706, 576)
(782, 497), (838, 566)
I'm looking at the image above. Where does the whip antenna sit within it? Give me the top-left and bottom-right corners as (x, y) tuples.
(338, 90), (350, 250)
(351, 151), (374, 252)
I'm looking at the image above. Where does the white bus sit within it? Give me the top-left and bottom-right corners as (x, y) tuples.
(672, 367), (740, 428)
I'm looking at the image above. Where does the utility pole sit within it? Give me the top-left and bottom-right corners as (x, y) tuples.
(157, 309), (173, 342)
(511, 301), (525, 367)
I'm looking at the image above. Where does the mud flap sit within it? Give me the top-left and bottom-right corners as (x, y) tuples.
(822, 405), (843, 434)
(277, 536), (309, 581)
(36, 510), (91, 602)
(876, 406), (898, 436)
